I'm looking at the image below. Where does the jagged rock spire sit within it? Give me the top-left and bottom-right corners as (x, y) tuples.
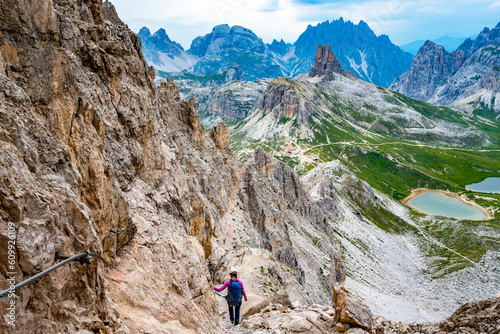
(310, 44), (356, 79)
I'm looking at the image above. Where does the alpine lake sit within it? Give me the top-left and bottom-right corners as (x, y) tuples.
(465, 177), (500, 194)
(404, 190), (488, 221)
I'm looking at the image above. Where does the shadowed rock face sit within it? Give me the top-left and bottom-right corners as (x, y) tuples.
(209, 121), (232, 154)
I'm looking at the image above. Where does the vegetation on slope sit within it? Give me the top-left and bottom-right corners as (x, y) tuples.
(228, 76), (500, 278)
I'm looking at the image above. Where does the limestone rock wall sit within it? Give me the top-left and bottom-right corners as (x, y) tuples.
(0, 0), (233, 332)
(257, 78), (320, 127)
(237, 147), (346, 305)
(0, 0), (347, 332)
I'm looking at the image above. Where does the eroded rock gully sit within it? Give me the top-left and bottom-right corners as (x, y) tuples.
(0, 0), (497, 333)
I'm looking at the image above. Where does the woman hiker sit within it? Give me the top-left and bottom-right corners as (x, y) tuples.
(213, 267), (248, 325)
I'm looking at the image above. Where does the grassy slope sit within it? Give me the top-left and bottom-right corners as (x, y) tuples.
(156, 69), (227, 84)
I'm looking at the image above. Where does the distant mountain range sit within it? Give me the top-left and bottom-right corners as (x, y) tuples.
(180, 44), (490, 150)
(138, 18), (413, 88)
(290, 19), (413, 87)
(391, 22), (500, 113)
(399, 35), (474, 55)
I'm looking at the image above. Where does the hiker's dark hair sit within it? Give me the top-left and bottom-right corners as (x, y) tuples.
(231, 273), (237, 279)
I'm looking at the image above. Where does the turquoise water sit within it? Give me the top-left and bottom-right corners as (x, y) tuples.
(465, 177), (500, 194)
(407, 191), (486, 220)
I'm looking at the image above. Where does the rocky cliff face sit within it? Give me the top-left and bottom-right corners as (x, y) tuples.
(390, 22), (500, 113)
(182, 79), (270, 127)
(390, 41), (466, 101)
(0, 0), (160, 330)
(257, 78), (320, 131)
(310, 44), (356, 80)
(0, 1), (347, 332)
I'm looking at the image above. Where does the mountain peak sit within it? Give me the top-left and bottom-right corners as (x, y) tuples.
(422, 39), (449, 51)
(268, 38), (291, 56)
(418, 40), (448, 56)
(138, 26), (151, 39)
(358, 20), (369, 28)
(212, 24), (230, 34)
(293, 19), (412, 87)
(379, 34), (391, 43)
(390, 22), (500, 109)
(422, 39), (437, 47)
(230, 25), (259, 38)
(154, 28), (168, 38)
(187, 23), (269, 73)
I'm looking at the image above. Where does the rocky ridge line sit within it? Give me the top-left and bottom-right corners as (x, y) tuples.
(390, 22), (500, 112)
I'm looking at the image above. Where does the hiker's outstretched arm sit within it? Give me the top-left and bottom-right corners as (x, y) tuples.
(213, 280), (230, 292)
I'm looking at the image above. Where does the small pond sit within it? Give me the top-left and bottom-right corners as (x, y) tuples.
(465, 177), (500, 194)
(406, 191), (486, 221)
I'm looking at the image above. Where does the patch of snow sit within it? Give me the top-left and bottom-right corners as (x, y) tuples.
(154, 51), (198, 72)
(344, 50), (372, 83)
(282, 45), (297, 62)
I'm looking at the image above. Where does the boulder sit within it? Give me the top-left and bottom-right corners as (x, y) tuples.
(438, 296), (500, 333)
(333, 286), (373, 330)
(346, 328), (369, 334)
(244, 290), (293, 317)
(281, 318), (313, 332)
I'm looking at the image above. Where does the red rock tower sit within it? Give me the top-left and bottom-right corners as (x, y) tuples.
(310, 44), (356, 79)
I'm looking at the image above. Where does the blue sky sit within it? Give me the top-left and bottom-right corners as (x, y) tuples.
(111, 0), (500, 49)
